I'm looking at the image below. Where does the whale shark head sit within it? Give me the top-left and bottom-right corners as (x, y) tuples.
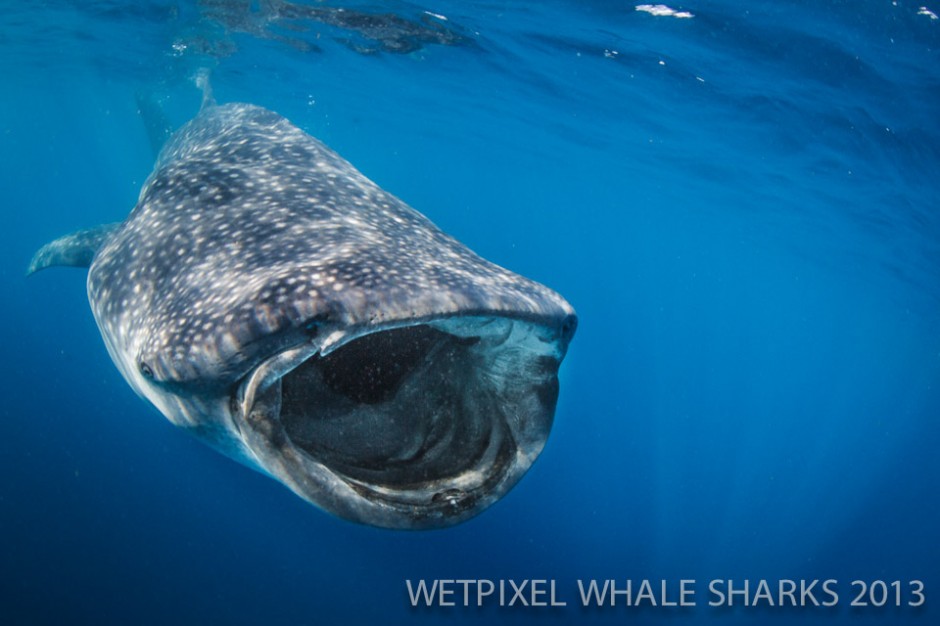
(30, 102), (576, 529)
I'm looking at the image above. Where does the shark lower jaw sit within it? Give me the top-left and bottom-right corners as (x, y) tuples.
(233, 315), (570, 529)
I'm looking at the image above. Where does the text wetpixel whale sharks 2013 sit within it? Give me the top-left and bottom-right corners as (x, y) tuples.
(405, 578), (927, 609)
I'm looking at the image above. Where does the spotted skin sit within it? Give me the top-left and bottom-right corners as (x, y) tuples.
(92, 104), (571, 386)
(30, 102), (576, 528)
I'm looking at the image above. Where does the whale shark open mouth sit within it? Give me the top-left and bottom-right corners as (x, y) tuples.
(233, 315), (570, 529)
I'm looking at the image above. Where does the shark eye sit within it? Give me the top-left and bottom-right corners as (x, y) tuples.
(561, 315), (577, 341)
(139, 361), (154, 379)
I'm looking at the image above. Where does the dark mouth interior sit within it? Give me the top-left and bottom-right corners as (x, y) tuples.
(278, 324), (513, 491)
(317, 326), (453, 405)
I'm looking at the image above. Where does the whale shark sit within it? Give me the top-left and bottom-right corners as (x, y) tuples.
(28, 94), (576, 529)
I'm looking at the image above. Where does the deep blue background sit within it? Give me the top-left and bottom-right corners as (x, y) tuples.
(1, 1), (938, 624)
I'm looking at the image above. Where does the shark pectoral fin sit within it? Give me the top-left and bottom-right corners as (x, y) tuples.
(27, 222), (121, 275)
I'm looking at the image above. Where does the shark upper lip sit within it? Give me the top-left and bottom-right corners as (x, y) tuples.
(230, 314), (567, 529)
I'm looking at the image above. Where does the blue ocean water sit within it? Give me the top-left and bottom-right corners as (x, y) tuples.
(1, 1), (938, 624)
